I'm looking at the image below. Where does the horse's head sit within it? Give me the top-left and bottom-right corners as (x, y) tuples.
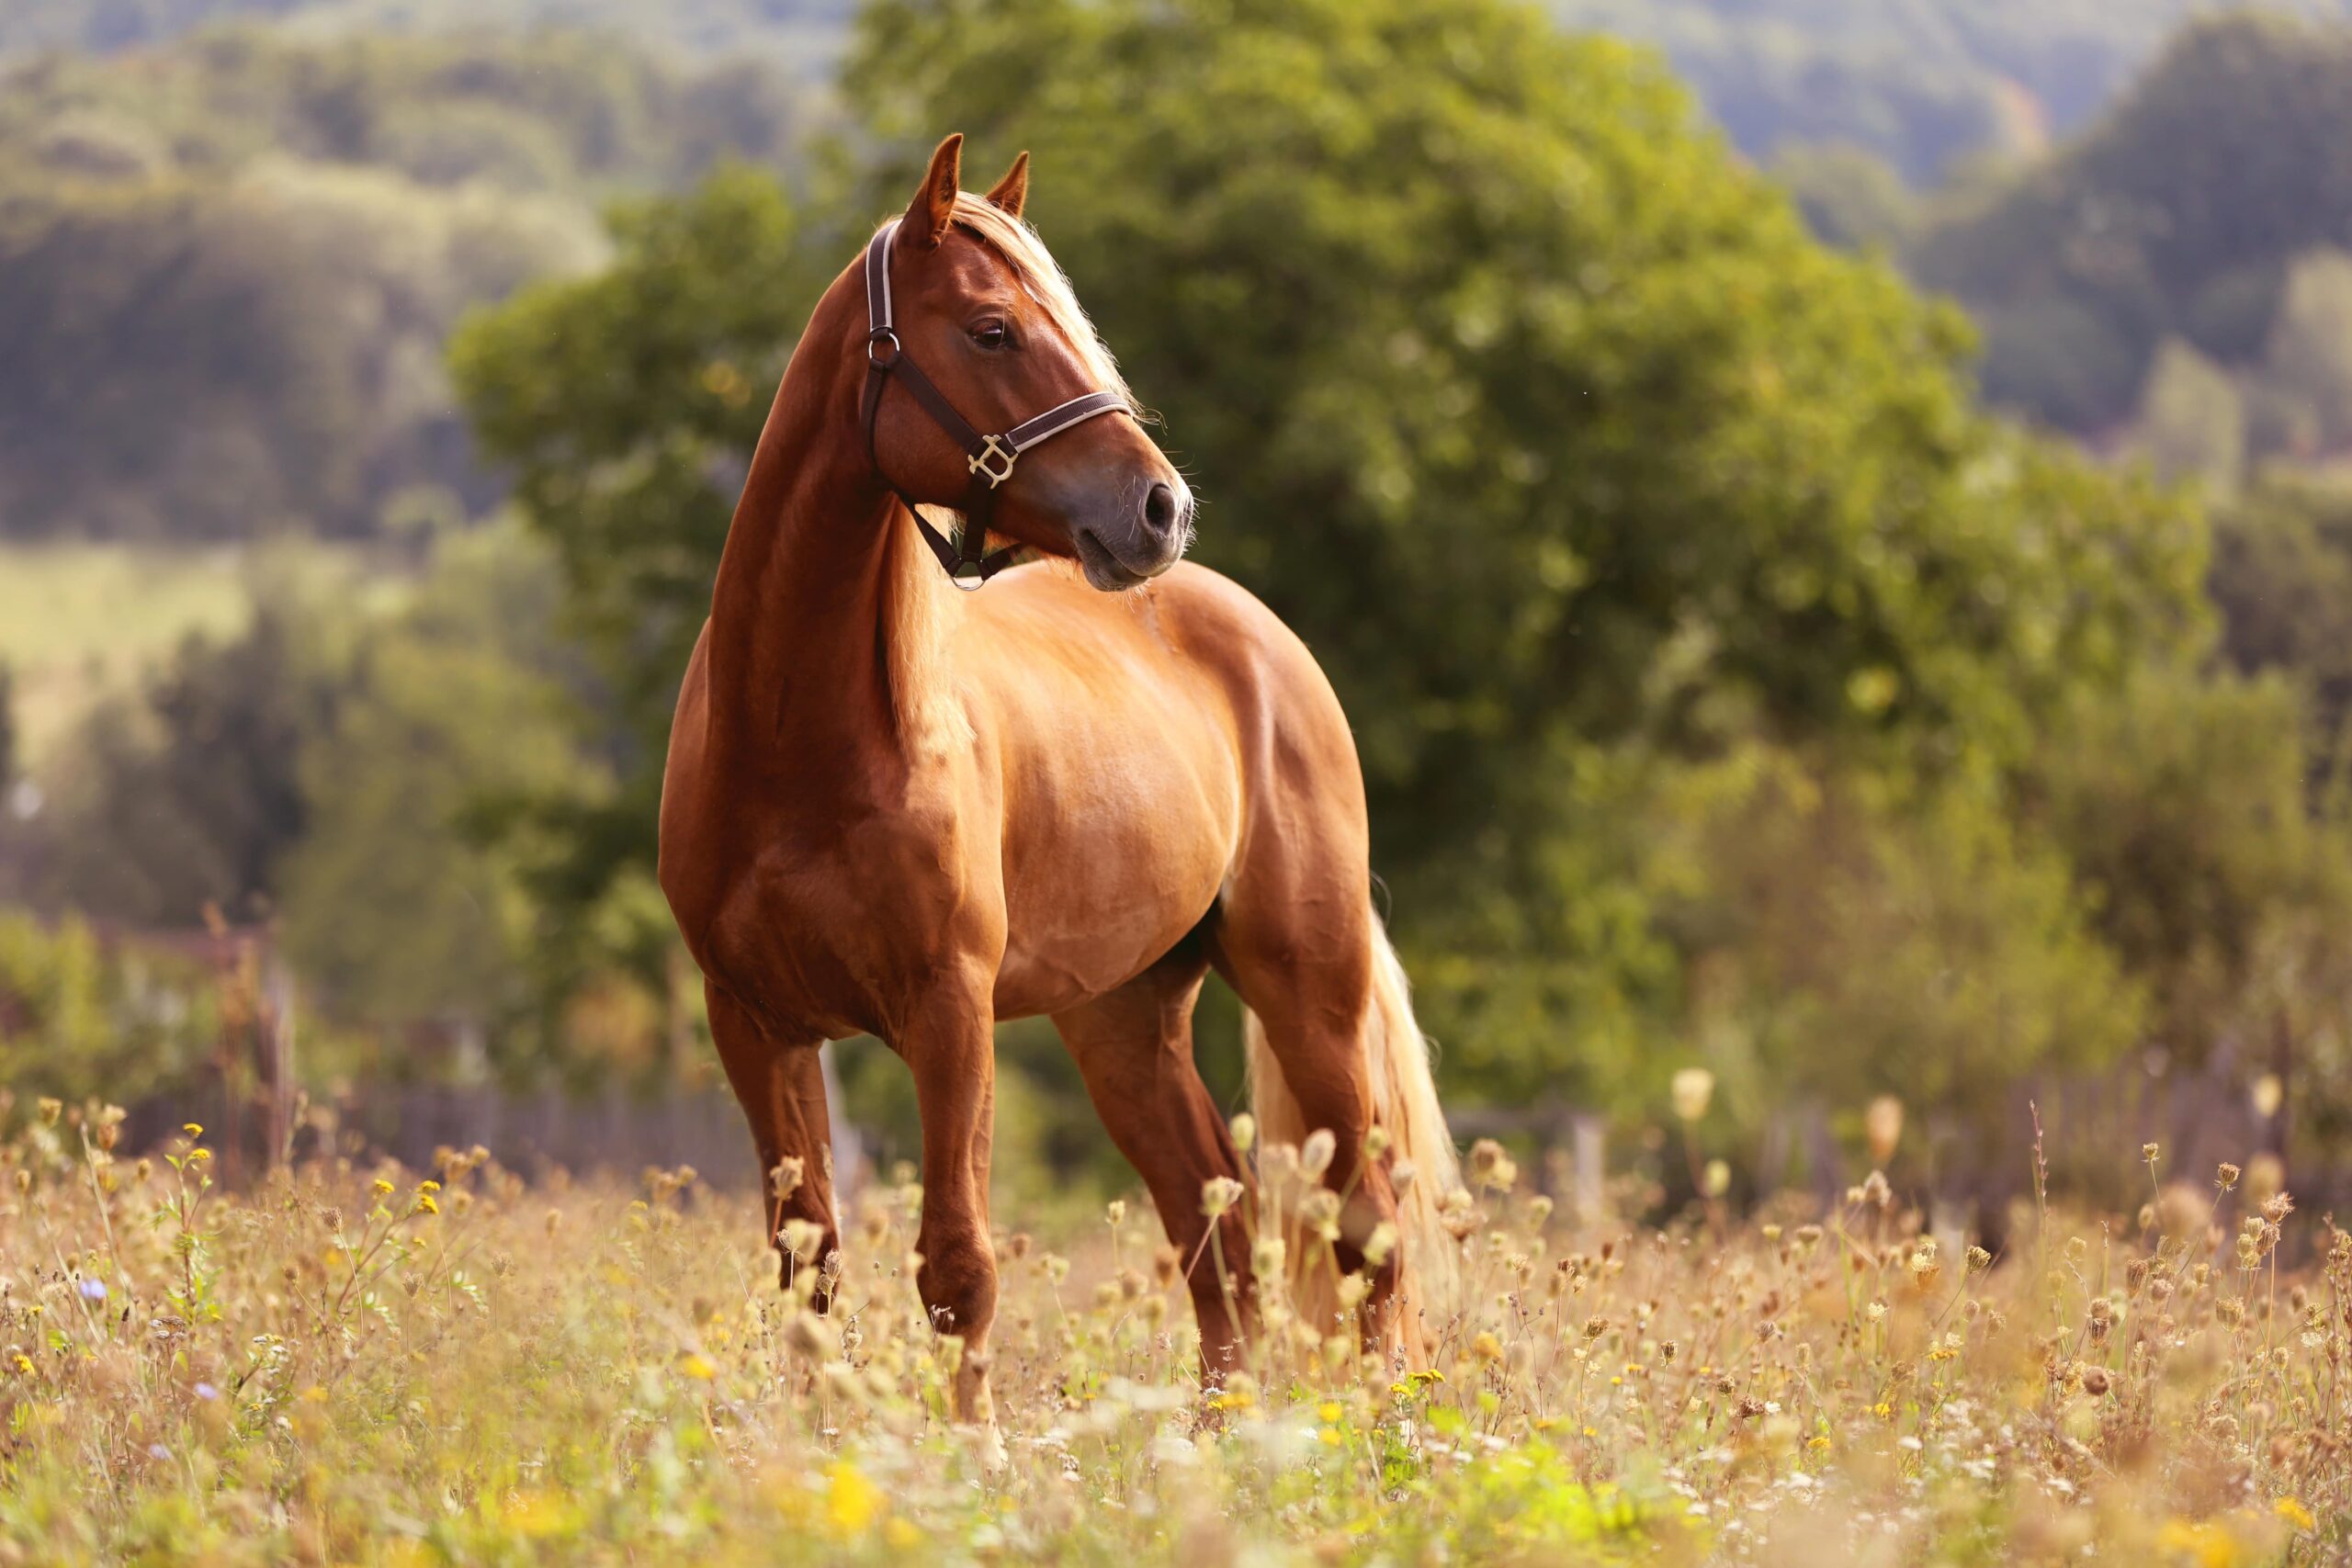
(862, 134), (1192, 590)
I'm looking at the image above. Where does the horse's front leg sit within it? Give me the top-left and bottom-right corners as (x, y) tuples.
(707, 982), (840, 1307)
(899, 982), (1001, 1437)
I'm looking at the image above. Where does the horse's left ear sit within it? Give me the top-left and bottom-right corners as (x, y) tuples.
(902, 132), (963, 250)
(984, 152), (1029, 220)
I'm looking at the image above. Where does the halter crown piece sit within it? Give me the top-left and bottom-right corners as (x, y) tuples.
(859, 218), (1130, 590)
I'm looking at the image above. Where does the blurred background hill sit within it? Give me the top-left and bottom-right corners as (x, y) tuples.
(4, 0), (2351, 1220)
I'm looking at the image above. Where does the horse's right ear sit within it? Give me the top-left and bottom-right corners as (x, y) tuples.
(902, 133), (963, 250)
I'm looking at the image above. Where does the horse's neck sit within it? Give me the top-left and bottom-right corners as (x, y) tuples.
(704, 365), (963, 773)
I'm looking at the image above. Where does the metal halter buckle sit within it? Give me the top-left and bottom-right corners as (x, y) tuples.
(968, 435), (1018, 488)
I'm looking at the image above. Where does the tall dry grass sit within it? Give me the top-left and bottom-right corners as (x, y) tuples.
(1, 1093), (2345, 1564)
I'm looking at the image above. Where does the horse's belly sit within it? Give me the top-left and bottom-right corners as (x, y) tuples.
(990, 752), (1235, 1018)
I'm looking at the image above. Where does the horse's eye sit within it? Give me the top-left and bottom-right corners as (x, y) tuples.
(970, 319), (1011, 350)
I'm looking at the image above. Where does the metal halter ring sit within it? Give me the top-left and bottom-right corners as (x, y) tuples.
(865, 327), (900, 367)
(967, 435), (1019, 488)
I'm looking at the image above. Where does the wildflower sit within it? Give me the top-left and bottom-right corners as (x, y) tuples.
(1390, 1157), (1418, 1197)
(1702, 1160), (1731, 1199)
(189, 1148), (212, 1164)
(780, 1218), (826, 1265)
(2217, 1163), (2242, 1191)
(680, 1353), (716, 1382)
(1106, 1199), (1126, 1227)
(371, 1179), (395, 1197)
(194, 1382), (219, 1401)
(9, 1353), (31, 1375)
(1472, 1331), (1504, 1364)
(37, 1098), (62, 1126)
(1200, 1176), (1245, 1218)
(1966, 1245), (1993, 1274)
(1363, 1125), (1391, 1161)
(2277, 1496), (2316, 1532)
(825, 1461), (883, 1536)
(1363, 1221), (1397, 1268)
(771, 1156), (805, 1201)
(181, 1122), (202, 1138)
(1251, 1235), (1286, 1278)
(2143, 1143), (2160, 1166)
(1228, 1112), (1255, 1153)
(1300, 1129), (1337, 1182)
(413, 1193), (439, 1216)
(1466, 1139), (1518, 1193)
(1670, 1068), (1714, 1123)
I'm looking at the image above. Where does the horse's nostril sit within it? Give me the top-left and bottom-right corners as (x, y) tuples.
(1143, 481), (1180, 536)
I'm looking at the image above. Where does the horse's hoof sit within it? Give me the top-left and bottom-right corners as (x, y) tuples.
(958, 1419), (1009, 1473)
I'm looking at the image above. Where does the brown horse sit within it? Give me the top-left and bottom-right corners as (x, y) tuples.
(658, 135), (1460, 1436)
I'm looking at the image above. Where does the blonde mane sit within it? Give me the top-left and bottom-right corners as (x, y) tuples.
(875, 193), (1129, 754)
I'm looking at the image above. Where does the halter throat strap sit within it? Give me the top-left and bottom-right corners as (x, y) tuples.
(858, 219), (1127, 587)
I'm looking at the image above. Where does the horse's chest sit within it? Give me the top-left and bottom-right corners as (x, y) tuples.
(698, 817), (977, 1039)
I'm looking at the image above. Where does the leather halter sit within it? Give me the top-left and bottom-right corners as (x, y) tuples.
(859, 218), (1129, 589)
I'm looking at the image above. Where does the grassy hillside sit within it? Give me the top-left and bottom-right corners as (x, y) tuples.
(0, 27), (820, 543)
(1905, 12), (2352, 478)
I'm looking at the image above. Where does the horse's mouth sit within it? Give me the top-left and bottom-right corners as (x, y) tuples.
(1074, 528), (1153, 591)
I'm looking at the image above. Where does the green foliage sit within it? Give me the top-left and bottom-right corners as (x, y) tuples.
(0, 911), (219, 1104)
(35, 610), (330, 927)
(276, 523), (596, 1031)
(2137, 339), (2245, 488)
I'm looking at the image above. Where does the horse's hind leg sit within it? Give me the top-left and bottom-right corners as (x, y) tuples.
(1053, 941), (1253, 1375)
(1208, 853), (1412, 1351)
(707, 982), (840, 1307)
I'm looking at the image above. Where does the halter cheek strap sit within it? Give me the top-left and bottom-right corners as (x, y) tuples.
(860, 219), (1128, 588)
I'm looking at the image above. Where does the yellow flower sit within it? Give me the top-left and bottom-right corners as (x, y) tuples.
(188, 1148), (212, 1164)
(181, 1122), (203, 1138)
(9, 1353), (32, 1374)
(2277, 1496), (2315, 1531)
(1317, 1401), (1345, 1424)
(417, 1179), (441, 1193)
(372, 1179), (395, 1197)
(825, 1461), (883, 1536)
(884, 1518), (922, 1550)
(680, 1353), (717, 1382)
(413, 1193), (439, 1216)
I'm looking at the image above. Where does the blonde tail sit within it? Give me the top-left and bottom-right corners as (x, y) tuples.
(1243, 905), (1461, 1337)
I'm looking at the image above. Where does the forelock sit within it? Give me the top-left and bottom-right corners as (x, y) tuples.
(939, 194), (1134, 408)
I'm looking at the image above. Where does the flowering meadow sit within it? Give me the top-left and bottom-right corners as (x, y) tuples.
(2, 1096), (2347, 1566)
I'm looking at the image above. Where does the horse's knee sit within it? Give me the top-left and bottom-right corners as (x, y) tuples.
(917, 1228), (998, 1338)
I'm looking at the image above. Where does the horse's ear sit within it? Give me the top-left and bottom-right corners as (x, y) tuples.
(902, 132), (963, 250)
(984, 152), (1029, 220)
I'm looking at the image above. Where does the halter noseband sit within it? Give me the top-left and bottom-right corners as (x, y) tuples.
(859, 218), (1129, 590)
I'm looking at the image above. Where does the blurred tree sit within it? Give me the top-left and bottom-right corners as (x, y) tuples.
(1772, 142), (1917, 252)
(1911, 13), (2352, 440)
(276, 523), (600, 1044)
(2263, 250), (2352, 453)
(2137, 339), (2245, 489)
(37, 611), (329, 926)
(2208, 478), (2352, 766)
